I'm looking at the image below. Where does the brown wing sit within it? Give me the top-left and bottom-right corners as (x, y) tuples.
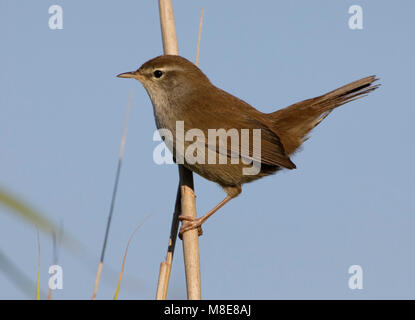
(180, 85), (296, 169)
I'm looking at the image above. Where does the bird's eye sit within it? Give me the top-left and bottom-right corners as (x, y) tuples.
(153, 70), (164, 78)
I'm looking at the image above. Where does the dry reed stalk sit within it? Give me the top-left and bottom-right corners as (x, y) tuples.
(156, 185), (181, 299)
(36, 229), (41, 300)
(113, 214), (151, 299)
(195, 7), (204, 66)
(178, 167), (201, 299)
(47, 232), (56, 300)
(92, 90), (133, 300)
(155, 0), (201, 300)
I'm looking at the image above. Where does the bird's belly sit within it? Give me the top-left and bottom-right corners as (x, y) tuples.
(176, 144), (276, 186)
(186, 160), (244, 185)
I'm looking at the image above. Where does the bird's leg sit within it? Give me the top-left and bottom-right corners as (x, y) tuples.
(178, 195), (233, 239)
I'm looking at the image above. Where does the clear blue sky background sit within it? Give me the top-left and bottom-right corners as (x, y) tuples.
(1, 0), (414, 299)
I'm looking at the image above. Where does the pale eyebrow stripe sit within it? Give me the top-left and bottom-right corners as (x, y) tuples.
(153, 65), (186, 73)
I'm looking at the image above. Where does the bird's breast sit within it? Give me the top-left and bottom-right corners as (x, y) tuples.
(147, 90), (178, 131)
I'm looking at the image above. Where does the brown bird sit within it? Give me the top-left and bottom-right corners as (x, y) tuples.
(118, 55), (379, 237)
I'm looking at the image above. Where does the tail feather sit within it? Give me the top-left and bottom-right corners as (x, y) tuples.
(269, 76), (380, 155)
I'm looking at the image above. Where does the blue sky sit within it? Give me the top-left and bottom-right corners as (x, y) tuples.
(1, 0), (415, 299)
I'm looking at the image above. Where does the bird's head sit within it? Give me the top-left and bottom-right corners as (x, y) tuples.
(117, 55), (211, 98)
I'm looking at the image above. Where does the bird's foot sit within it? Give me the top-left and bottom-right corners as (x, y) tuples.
(178, 215), (203, 240)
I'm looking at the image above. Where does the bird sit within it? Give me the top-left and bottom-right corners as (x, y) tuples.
(118, 55), (379, 238)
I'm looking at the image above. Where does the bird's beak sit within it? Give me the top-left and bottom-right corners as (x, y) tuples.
(117, 71), (137, 79)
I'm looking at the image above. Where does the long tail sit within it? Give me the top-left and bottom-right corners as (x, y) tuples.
(269, 76), (380, 155)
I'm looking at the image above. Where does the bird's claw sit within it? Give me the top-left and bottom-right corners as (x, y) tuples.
(178, 215), (203, 240)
